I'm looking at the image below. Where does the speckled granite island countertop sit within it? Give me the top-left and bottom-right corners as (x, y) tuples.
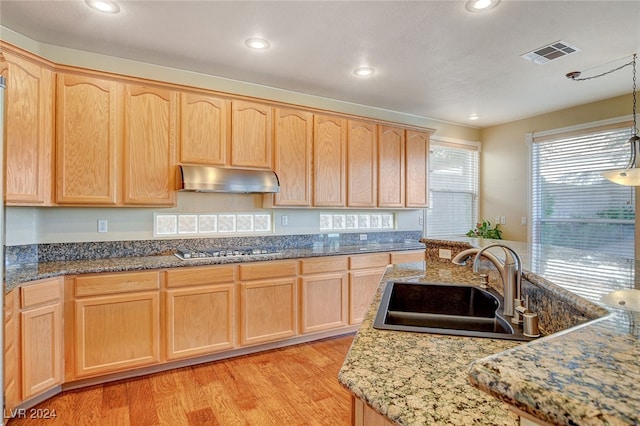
(338, 238), (639, 426)
(338, 262), (522, 425)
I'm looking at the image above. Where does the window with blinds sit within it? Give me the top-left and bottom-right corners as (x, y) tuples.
(530, 121), (635, 258)
(426, 141), (479, 237)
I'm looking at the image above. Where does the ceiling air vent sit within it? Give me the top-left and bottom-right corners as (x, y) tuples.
(521, 41), (580, 65)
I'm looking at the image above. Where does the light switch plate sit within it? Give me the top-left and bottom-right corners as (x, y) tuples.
(97, 219), (108, 233)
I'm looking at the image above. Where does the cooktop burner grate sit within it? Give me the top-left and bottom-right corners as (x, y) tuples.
(174, 246), (279, 260)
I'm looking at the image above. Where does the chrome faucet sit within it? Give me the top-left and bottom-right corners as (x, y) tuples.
(451, 244), (523, 318)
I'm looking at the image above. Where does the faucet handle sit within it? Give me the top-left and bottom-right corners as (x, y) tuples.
(476, 273), (489, 288)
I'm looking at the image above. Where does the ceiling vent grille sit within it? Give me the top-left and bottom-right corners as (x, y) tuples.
(521, 41), (580, 64)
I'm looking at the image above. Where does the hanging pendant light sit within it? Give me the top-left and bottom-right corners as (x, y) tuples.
(602, 54), (640, 185)
(567, 54), (640, 185)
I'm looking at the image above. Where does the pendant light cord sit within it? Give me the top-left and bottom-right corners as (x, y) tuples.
(632, 53), (637, 138)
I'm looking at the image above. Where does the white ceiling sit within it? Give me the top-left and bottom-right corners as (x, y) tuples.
(1, 0), (639, 128)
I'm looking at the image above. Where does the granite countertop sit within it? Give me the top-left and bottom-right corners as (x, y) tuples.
(338, 262), (521, 425)
(3, 241), (425, 292)
(339, 238), (640, 426)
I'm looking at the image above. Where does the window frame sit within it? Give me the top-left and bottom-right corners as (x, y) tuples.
(426, 138), (480, 238)
(528, 116), (636, 258)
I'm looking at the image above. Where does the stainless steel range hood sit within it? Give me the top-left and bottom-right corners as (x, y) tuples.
(177, 165), (280, 193)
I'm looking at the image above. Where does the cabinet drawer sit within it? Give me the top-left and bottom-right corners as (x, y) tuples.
(300, 256), (348, 275)
(166, 265), (235, 288)
(75, 271), (160, 297)
(239, 260), (297, 281)
(20, 277), (62, 308)
(348, 253), (390, 270)
(390, 250), (425, 264)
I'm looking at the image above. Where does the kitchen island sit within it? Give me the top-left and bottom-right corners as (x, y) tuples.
(338, 261), (521, 425)
(338, 238), (640, 426)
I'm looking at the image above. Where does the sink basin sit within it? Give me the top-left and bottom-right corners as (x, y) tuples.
(373, 282), (533, 341)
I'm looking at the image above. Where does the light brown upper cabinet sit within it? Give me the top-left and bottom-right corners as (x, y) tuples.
(122, 84), (177, 205)
(1, 49), (54, 205)
(405, 129), (430, 208)
(179, 92), (230, 166)
(272, 108), (313, 206)
(377, 125), (406, 207)
(231, 100), (273, 169)
(347, 120), (377, 208)
(313, 114), (347, 207)
(56, 73), (120, 205)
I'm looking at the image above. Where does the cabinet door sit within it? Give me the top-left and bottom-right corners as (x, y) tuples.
(348, 268), (386, 325)
(231, 100), (273, 169)
(405, 130), (430, 208)
(313, 114), (346, 207)
(273, 108), (313, 206)
(347, 120), (377, 207)
(56, 73), (120, 205)
(75, 292), (160, 377)
(21, 302), (62, 399)
(352, 397), (396, 426)
(300, 272), (348, 334)
(4, 290), (20, 410)
(166, 283), (235, 360)
(1, 51), (54, 205)
(20, 277), (63, 400)
(179, 92), (229, 165)
(240, 278), (297, 346)
(378, 126), (405, 207)
(123, 84), (177, 205)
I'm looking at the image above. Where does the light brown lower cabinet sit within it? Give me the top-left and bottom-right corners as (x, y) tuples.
(73, 271), (160, 378)
(348, 268), (387, 325)
(239, 260), (298, 346)
(19, 277), (63, 400)
(299, 256), (349, 334)
(240, 278), (298, 346)
(352, 397), (395, 426)
(348, 253), (390, 325)
(4, 289), (20, 411)
(165, 265), (236, 360)
(5, 251), (414, 409)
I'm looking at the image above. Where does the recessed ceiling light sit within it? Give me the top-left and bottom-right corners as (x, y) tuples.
(469, 114), (479, 121)
(245, 38), (270, 50)
(465, 0), (500, 12)
(85, 0), (120, 13)
(354, 67), (375, 77)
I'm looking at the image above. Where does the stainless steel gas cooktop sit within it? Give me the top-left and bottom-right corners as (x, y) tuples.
(174, 246), (279, 260)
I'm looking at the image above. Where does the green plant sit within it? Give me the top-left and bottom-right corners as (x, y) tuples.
(466, 220), (502, 239)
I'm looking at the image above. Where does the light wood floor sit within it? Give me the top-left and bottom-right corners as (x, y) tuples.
(8, 334), (355, 426)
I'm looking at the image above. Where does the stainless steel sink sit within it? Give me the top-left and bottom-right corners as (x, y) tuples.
(373, 282), (534, 341)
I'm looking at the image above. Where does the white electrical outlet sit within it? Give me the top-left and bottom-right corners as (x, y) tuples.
(495, 216), (500, 225)
(281, 215), (288, 226)
(418, 215), (424, 226)
(500, 216), (506, 225)
(359, 233), (368, 241)
(521, 217), (527, 226)
(439, 249), (452, 260)
(97, 219), (108, 233)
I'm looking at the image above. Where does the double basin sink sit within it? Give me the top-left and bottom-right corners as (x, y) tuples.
(373, 281), (534, 341)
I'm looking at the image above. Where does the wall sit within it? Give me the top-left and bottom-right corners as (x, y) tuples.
(5, 194), (424, 245)
(480, 93), (635, 241)
(1, 26), (470, 246)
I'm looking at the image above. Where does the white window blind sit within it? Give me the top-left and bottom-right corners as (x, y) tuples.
(426, 141), (479, 237)
(531, 121), (635, 258)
